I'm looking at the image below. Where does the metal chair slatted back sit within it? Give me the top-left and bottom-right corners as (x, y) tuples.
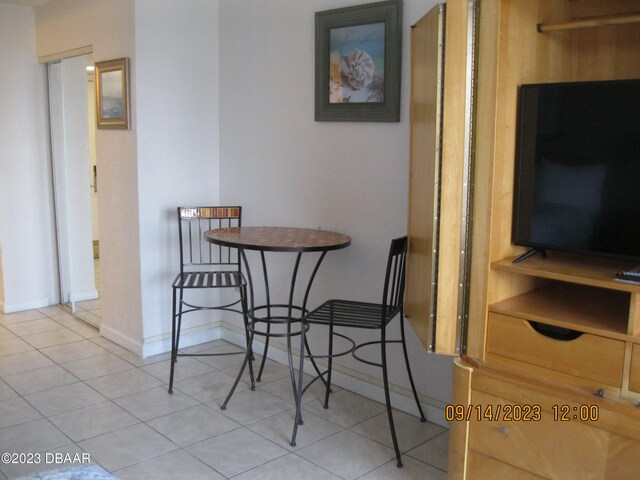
(382, 236), (407, 321)
(178, 206), (241, 273)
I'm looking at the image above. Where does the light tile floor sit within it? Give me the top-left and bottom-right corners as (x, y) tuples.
(72, 258), (103, 328)
(73, 298), (102, 329)
(0, 307), (448, 480)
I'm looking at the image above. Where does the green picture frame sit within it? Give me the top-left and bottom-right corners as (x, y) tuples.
(315, 0), (402, 122)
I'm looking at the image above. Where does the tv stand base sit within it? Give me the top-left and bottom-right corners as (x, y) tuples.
(513, 248), (547, 264)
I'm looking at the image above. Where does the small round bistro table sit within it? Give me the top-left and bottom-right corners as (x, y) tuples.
(204, 226), (351, 441)
(206, 226), (351, 254)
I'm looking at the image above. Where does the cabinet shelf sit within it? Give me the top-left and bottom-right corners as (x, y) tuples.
(537, 13), (640, 32)
(491, 253), (640, 294)
(489, 283), (630, 339)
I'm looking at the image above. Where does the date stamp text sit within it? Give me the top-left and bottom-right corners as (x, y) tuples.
(446, 404), (600, 422)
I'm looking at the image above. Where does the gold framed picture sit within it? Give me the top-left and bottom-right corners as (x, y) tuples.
(95, 58), (130, 129)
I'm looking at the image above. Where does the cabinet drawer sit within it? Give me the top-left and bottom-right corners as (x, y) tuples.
(605, 434), (640, 479)
(630, 344), (640, 394)
(486, 312), (625, 386)
(467, 450), (547, 479)
(469, 390), (609, 479)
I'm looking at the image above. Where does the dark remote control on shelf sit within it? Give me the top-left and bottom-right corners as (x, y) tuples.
(615, 266), (640, 284)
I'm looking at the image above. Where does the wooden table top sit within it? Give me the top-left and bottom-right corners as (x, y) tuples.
(205, 227), (351, 253)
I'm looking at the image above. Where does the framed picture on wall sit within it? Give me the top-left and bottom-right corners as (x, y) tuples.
(95, 58), (130, 129)
(315, 0), (402, 122)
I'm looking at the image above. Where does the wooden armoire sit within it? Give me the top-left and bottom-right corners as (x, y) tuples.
(406, 0), (640, 478)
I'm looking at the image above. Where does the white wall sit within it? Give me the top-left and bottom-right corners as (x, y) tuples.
(0, 4), (57, 313)
(135, 0), (221, 354)
(219, 0), (453, 414)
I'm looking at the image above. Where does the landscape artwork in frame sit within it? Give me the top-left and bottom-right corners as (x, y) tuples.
(95, 58), (130, 129)
(315, 0), (402, 122)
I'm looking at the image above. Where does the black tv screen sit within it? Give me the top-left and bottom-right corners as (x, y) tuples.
(512, 79), (640, 262)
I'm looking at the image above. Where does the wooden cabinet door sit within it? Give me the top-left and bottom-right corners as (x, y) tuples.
(405, 3), (443, 353)
(406, 0), (477, 355)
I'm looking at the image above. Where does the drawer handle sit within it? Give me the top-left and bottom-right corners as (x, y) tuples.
(529, 321), (583, 341)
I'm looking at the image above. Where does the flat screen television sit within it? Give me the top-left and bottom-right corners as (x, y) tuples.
(512, 79), (640, 263)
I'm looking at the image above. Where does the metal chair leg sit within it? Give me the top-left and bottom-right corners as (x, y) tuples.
(240, 286), (255, 389)
(323, 322), (335, 409)
(400, 314), (426, 422)
(304, 335), (331, 391)
(382, 325), (403, 468)
(174, 288), (185, 356)
(168, 288), (178, 394)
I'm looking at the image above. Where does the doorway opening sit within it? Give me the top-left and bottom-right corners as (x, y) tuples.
(48, 53), (101, 327)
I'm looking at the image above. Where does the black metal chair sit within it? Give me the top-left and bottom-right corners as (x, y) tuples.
(292, 236), (426, 467)
(168, 206), (253, 394)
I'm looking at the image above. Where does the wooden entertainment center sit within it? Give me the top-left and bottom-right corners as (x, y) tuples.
(407, 0), (640, 478)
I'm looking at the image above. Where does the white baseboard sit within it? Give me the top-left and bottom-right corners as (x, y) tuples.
(70, 289), (99, 303)
(0, 291), (97, 314)
(100, 323), (145, 356)
(1, 296), (51, 314)
(141, 323), (224, 357)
